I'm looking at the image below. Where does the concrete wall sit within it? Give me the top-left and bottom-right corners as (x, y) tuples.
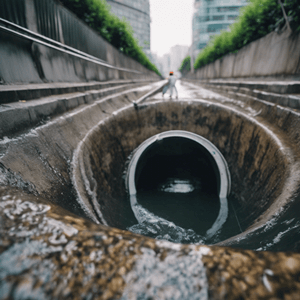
(186, 28), (300, 80)
(0, 0), (160, 84)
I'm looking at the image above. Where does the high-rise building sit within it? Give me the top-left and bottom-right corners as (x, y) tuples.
(156, 53), (171, 78)
(106, 0), (151, 51)
(192, 0), (248, 59)
(153, 46), (189, 78)
(170, 45), (189, 76)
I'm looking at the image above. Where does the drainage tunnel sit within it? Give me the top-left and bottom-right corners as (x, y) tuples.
(134, 137), (218, 194)
(125, 131), (231, 243)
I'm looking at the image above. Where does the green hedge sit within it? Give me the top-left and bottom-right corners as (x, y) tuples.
(179, 56), (191, 74)
(58, 0), (161, 75)
(194, 0), (300, 70)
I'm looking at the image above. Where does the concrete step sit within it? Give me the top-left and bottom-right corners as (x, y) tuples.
(205, 84), (300, 110)
(184, 79), (300, 110)
(0, 79), (156, 104)
(0, 80), (164, 139)
(198, 79), (300, 94)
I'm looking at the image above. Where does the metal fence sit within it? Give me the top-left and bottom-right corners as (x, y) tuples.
(0, 0), (111, 61)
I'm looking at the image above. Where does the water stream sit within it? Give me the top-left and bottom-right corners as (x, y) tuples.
(127, 177), (242, 245)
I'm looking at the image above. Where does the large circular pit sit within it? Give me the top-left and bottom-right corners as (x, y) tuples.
(72, 100), (295, 249)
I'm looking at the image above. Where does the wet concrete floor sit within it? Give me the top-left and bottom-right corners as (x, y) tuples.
(149, 80), (264, 118)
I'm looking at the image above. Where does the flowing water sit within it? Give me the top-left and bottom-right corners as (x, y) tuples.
(127, 177), (243, 245)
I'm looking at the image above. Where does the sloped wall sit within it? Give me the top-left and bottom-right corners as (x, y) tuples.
(0, 0), (159, 84)
(186, 29), (300, 80)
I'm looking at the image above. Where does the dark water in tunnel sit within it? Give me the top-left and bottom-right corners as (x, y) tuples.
(138, 186), (219, 235)
(124, 135), (244, 244)
(126, 177), (243, 245)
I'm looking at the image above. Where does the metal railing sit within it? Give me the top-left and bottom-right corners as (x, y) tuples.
(0, 17), (142, 74)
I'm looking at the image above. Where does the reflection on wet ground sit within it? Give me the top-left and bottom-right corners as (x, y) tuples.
(151, 80), (226, 101)
(150, 80), (264, 118)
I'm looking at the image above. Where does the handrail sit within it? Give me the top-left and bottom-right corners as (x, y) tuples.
(0, 19), (142, 74)
(0, 18), (106, 64)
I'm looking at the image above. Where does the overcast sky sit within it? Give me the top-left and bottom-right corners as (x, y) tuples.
(149, 0), (194, 57)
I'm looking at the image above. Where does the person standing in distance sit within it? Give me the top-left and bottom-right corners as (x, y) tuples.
(162, 71), (178, 99)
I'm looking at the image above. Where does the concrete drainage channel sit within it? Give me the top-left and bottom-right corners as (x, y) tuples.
(1, 80), (300, 298)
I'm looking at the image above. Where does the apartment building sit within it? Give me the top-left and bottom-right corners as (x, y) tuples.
(106, 0), (151, 51)
(192, 0), (248, 58)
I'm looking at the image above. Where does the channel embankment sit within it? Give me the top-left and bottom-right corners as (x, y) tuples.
(186, 28), (300, 80)
(1, 1), (300, 298)
(1, 78), (300, 298)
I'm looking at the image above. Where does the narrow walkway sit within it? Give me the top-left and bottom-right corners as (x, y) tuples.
(147, 80), (263, 118)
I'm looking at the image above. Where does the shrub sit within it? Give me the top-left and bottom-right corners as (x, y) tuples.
(179, 56), (191, 74)
(58, 0), (161, 75)
(193, 0), (300, 70)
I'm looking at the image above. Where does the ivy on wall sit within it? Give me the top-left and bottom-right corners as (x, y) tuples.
(58, 0), (161, 75)
(179, 56), (191, 75)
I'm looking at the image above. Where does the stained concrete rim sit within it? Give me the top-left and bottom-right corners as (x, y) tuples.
(125, 130), (231, 238)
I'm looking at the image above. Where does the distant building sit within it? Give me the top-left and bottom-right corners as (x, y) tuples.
(106, 0), (151, 51)
(153, 46), (189, 78)
(170, 45), (189, 77)
(192, 0), (248, 59)
(148, 52), (164, 75)
(157, 53), (171, 78)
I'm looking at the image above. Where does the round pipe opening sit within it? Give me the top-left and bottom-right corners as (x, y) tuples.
(125, 130), (231, 243)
